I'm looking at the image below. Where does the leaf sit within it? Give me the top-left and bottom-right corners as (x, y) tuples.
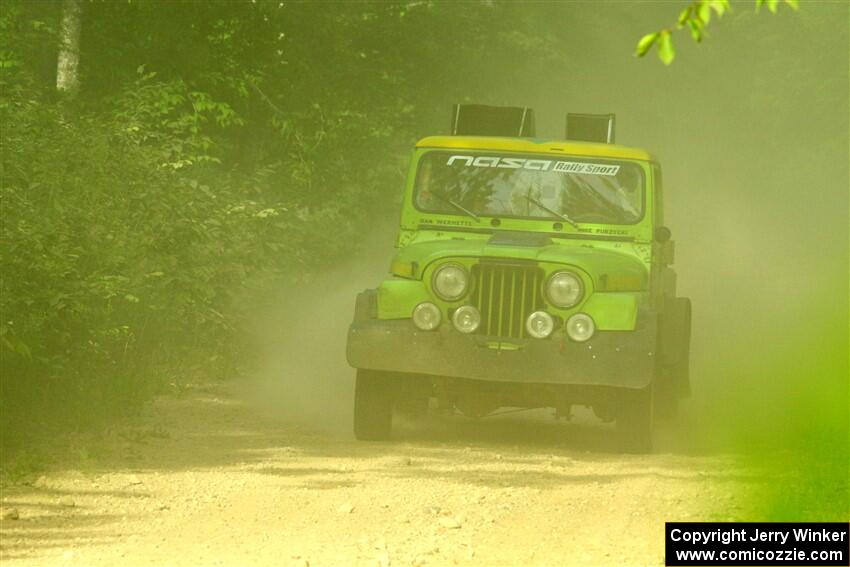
(709, 0), (730, 16)
(635, 32), (660, 57)
(784, 0), (799, 9)
(678, 6), (691, 26)
(766, 0), (779, 13)
(1, 331), (32, 361)
(688, 19), (704, 42)
(698, 1), (712, 23)
(657, 31), (676, 65)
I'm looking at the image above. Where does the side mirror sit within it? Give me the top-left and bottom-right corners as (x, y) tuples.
(654, 226), (672, 243)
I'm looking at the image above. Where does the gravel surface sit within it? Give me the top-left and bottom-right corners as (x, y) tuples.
(0, 383), (753, 566)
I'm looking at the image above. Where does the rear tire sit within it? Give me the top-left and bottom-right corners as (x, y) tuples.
(655, 298), (692, 419)
(654, 378), (679, 420)
(354, 369), (393, 441)
(616, 385), (653, 454)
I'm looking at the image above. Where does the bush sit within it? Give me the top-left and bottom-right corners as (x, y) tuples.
(0, 0), (513, 450)
(0, 74), (376, 445)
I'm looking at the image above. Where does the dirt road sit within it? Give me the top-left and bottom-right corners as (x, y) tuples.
(0, 382), (755, 567)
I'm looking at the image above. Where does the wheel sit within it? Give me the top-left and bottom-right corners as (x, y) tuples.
(353, 369), (393, 440)
(616, 385), (653, 453)
(394, 393), (429, 418)
(655, 297), (692, 419)
(654, 377), (679, 420)
(392, 372), (430, 419)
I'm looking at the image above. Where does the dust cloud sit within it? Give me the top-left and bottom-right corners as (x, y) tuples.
(244, 3), (847, 471)
(493, 2), (848, 457)
(243, 224), (396, 435)
(481, 1), (848, 517)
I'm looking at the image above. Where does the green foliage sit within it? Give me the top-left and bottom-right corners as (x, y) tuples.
(0, 91), (290, 436)
(657, 31), (676, 65)
(0, 0), (538, 448)
(635, 0), (798, 65)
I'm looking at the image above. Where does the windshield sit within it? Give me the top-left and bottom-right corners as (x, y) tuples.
(413, 151), (644, 225)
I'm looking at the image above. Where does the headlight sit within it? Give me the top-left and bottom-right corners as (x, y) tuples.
(432, 264), (469, 301)
(412, 302), (441, 331)
(565, 313), (595, 342)
(545, 271), (584, 308)
(451, 305), (481, 334)
(525, 311), (554, 339)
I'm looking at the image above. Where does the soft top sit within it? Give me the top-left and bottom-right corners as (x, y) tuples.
(416, 136), (654, 162)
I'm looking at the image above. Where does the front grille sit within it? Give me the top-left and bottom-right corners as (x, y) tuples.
(471, 262), (544, 339)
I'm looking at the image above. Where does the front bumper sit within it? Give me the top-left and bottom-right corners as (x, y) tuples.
(346, 315), (657, 389)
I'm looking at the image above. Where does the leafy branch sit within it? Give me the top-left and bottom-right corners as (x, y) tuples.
(635, 0), (799, 65)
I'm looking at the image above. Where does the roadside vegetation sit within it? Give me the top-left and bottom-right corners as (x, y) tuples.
(0, 1), (552, 454)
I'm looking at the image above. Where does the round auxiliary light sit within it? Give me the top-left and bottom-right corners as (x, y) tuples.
(545, 271), (584, 308)
(566, 313), (595, 342)
(412, 302), (441, 331)
(526, 311), (555, 339)
(432, 264), (469, 301)
(451, 305), (481, 334)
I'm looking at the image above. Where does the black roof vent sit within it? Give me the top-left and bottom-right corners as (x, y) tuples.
(565, 113), (615, 144)
(452, 104), (535, 137)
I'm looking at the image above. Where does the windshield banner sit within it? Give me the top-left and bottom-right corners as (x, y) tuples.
(446, 155), (620, 176)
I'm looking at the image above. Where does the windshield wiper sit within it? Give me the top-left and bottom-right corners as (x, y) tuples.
(524, 194), (579, 229)
(431, 190), (480, 221)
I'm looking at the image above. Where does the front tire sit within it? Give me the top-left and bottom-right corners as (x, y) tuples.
(353, 369), (393, 440)
(616, 385), (653, 453)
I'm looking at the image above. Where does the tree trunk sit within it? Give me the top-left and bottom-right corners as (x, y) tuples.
(56, 0), (81, 94)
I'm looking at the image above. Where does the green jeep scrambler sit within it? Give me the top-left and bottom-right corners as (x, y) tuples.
(346, 106), (691, 452)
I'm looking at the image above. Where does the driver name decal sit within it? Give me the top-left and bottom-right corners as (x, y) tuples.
(446, 155), (620, 176)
